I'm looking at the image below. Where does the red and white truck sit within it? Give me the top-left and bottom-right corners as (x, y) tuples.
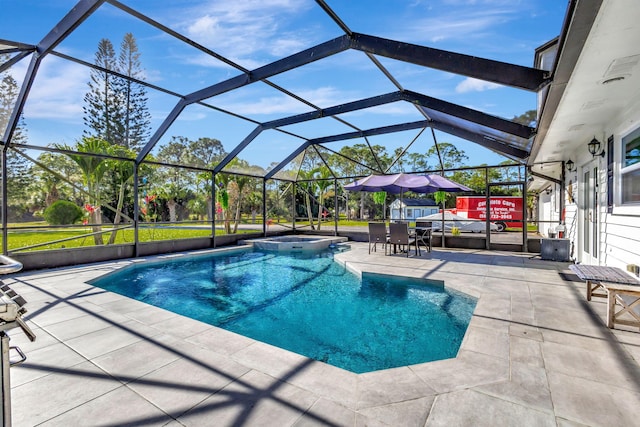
(451, 196), (523, 232)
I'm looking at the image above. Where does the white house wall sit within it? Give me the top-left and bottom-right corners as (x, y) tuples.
(538, 192), (560, 237)
(562, 164), (583, 264)
(562, 101), (640, 272)
(564, 204), (578, 260)
(602, 102), (640, 271)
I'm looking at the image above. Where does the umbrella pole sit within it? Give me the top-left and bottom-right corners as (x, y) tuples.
(441, 202), (445, 248)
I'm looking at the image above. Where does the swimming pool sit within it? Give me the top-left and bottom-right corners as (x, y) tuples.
(90, 248), (476, 373)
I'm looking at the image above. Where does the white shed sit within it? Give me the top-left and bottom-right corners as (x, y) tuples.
(389, 198), (439, 221)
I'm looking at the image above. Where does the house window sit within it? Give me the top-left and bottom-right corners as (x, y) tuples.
(406, 209), (413, 217)
(621, 127), (640, 204)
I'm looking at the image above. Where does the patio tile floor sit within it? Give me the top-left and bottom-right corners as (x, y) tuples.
(5, 242), (640, 426)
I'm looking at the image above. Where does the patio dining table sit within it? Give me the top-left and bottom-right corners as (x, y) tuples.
(412, 225), (433, 253)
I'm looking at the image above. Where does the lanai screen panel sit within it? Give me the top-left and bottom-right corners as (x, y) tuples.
(204, 80), (317, 124)
(372, 131), (436, 174)
(420, 107), (532, 159)
(266, 49), (400, 109)
(270, 152), (306, 182)
(372, 55), (538, 126)
(277, 116), (357, 141)
(221, 129), (307, 177)
(335, 102), (424, 132)
(10, 58), (88, 148)
(1, 2), (75, 43)
(145, 104), (257, 170)
(14, 58), (182, 155)
(51, 2), (242, 95)
(137, 1), (345, 71)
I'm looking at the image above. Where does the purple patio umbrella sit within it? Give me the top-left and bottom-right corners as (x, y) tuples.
(344, 173), (471, 194)
(419, 174), (472, 193)
(344, 173), (428, 193)
(344, 173), (472, 246)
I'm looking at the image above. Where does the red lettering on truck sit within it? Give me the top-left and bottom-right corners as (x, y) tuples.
(455, 196), (523, 230)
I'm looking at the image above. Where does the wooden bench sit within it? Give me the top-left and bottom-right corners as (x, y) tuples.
(569, 264), (640, 329)
(569, 264), (640, 300)
(604, 282), (640, 329)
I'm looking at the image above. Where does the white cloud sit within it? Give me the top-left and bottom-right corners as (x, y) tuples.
(295, 86), (352, 108)
(176, 111), (207, 121)
(216, 85), (416, 117)
(269, 36), (309, 58)
(21, 57), (88, 120)
(455, 77), (502, 93)
(176, 0), (313, 66)
(203, 86), (349, 116)
(339, 102), (417, 118)
(184, 51), (263, 70)
(217, 93), (310, 116)
(400, 4), (519, 44)
(142, 68), (164, 84)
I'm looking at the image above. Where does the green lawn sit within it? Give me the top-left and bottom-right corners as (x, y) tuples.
(3, 226), (256, 252)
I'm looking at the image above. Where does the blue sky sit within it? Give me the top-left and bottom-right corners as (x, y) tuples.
(2, 0), (568, 175)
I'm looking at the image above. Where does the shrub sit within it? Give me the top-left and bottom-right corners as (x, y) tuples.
(43, 200), (84, 225)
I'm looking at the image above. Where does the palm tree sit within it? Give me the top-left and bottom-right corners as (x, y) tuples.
(156, 182), (188, 223)
(297, 169), (316, 230)
(56, 137), (110, 245)
(215, 173), (232, 234)
(194, 170), (213, 221)
(106, 147), (135, 244)
(230, 177), (251, 233)
(313, 166), (333, 230)
(225, 159), (253, 234)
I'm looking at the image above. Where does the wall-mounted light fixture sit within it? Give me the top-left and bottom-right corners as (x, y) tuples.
(588, 137), (605, 158)
(566, 159), (575, 172)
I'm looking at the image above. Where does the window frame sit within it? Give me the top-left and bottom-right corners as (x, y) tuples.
(613, 122), (640, 215)
(620, 125), (640, 207)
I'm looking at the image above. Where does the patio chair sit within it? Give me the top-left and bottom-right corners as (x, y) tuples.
(415, 220), (433, 252)
(388, 222), (419, 257)
(368, 222), (388, 254)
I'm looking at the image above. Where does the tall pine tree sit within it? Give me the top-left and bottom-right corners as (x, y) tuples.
(1, 53), (32, 220)
(0, 53), (26, 145)
(83, 39), (119, 144)
(83, 34), (150, 151)
(115, 33), (150, 151)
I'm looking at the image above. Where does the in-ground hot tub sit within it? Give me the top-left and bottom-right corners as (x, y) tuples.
(240, 235), (348, 251)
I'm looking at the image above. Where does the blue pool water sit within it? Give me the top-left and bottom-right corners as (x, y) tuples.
(91, 248), (476, 373)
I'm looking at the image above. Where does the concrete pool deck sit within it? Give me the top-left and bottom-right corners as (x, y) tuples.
(6, 242), (640, 426)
